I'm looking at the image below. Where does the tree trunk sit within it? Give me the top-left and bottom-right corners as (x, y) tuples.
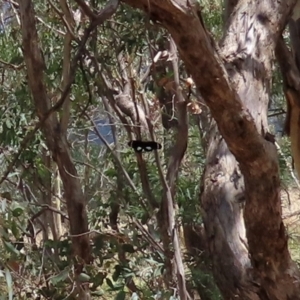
(18, 3), (92, 298)
(122, 0), (300, 298)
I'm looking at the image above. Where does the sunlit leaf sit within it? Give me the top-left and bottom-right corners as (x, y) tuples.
(3, 241), (20, 256)
(5, 119), (12, 129)
(78, 272), (91, 282)
(5, 268), (13, 300)
(131, 292), (139, 300)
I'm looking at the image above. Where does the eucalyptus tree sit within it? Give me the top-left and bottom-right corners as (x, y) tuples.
(119, 0), (300, 299)
(3, 0), (300, 299)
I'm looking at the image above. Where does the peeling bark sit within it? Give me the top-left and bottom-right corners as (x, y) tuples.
(115, 51), (149, 132)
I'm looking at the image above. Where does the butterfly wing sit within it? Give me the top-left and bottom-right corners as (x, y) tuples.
(128, 140), (162, 152)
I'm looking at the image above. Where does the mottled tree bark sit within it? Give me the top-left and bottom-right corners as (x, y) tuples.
(122, 0), (300, 299)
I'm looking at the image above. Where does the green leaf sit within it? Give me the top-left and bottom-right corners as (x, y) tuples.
(131, 292), (139, 300)
(78, 273), (90, 282)
(106, 278), (114, 289)
(105, 168), (117, 178)
(92, 272), (106, 288)
(11, 220), (19, 239)
(91, 290), (104, 296)
(5, 119), (12, 129)
(153, 265), (164, 278)
(5, 268), (13, 300)
(113, 265), (121, 281)
(9, 55), (23, 65)
(3, 241), (20, 256)
(115, 290), (126, 300)
(11, 203), (25, 218)
(50, 268), (69, 286)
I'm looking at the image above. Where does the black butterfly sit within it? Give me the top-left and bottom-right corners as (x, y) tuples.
(128, 140), (162, 152)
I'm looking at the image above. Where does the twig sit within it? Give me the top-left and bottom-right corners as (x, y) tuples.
(29, 204), (69, 220)
(0, 59), (24, 70)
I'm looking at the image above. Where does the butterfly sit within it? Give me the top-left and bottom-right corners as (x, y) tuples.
(128, 140), (162, 152)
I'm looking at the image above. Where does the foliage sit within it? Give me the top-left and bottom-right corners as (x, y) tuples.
(0, 0), (298, 299)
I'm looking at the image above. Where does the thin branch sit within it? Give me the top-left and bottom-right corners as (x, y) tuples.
(48, 0), (77, 39)
(59, 31), (73, 134)
(36, 16), (65, 35)
(29, 204), (69, 220)
(0, 59), (24, 70)
(75, 0), (120, 27)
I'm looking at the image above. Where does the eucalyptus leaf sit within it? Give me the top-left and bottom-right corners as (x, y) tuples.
(50, 268), (69, 286)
